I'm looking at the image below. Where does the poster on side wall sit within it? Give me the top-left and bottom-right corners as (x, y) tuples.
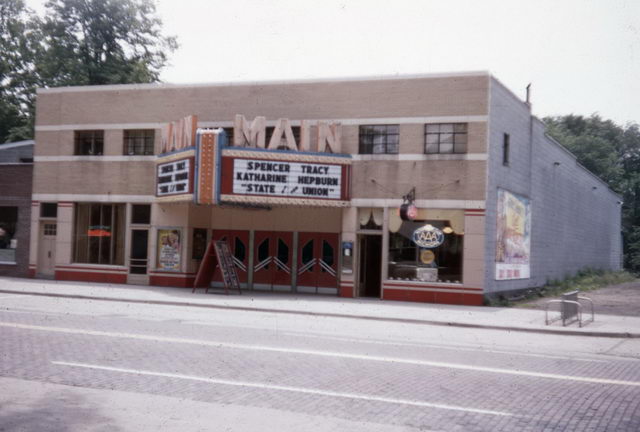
(495, 189), (531, 280)
(157, 229), (181, 271)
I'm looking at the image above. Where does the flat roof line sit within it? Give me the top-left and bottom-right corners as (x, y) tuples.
(0, 140), (35, 149)
(36, 70), (491, 94)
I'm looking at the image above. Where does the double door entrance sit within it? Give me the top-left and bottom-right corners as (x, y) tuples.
(211, 230), (338, 294)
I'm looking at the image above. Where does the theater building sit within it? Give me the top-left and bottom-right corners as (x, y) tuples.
(29, 72), (622, 305)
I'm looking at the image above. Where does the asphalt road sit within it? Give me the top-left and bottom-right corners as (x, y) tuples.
(1, 292), (639, 431)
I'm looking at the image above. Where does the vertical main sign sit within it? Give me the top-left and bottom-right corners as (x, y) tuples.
(155, 115), (198, 203)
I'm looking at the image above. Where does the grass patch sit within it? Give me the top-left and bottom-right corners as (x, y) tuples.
(488, 269), (636, 307)
(543, 269), (636, 295)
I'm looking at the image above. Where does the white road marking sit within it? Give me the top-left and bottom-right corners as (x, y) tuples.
(3, 321), (639, 387)
(51, 360), (516, 417)
(278, 331), (609, 363)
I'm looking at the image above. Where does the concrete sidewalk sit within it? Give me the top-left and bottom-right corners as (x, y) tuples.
(1, 277), (639, 338)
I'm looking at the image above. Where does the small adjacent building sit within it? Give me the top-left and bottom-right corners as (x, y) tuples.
(29, 72), (623, 304)
(0, 140), (34, 277)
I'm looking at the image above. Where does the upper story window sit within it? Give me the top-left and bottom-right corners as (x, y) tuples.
(124, 129), (155, 155)
(424, 123), (467, 154)
(502, 133), (510, 166)
(75, 130), (104, 155)
(359, 125), (399, 154)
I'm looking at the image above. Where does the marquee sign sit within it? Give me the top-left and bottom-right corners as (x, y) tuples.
(156, 157), (194, 198)
(218, 150), (351, 206)
(232, 159), (342, 199)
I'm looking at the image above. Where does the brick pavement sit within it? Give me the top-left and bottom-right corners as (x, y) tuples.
(1, 301), (640, 431)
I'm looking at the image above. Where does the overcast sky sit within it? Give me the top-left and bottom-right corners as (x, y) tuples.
(28, 0), (639, 125)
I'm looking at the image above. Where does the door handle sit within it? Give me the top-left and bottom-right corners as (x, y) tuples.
(48, 251), (51, 258)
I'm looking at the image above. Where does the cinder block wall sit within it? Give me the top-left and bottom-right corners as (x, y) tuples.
(484, 78), (623, 296)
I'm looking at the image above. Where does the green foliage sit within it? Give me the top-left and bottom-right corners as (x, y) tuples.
(0, 0), (176, 143)
(0, 0), (40, 142)
(544, 115), (640, 272)
(39, 0), (177, 86)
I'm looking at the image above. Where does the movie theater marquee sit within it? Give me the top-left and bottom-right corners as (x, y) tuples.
(232, 159), (342, 199)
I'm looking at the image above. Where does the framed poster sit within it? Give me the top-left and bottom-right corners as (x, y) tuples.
(495, 189), (531, 280)
(157, 228), (182, 271)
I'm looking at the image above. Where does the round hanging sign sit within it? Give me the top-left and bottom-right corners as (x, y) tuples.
(400, 203), (418, 221)
(412, 224), (445, 249)
(420, 249), (435, 264)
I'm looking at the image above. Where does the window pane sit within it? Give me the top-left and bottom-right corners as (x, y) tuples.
(425, 143), (439, 154)
(322, 240), (334, 267)
(440, 143), (454, 153)
(359, 125), (375, 135)
(373, 143), (386, 154)
(131, 204), (151, 224)
(454, 142), (467, 153)
(276, 238), (289, 270)
(74, 203), (124, 265)
(426, 134), (439, 144)
(234, 237), (246, 262)
(0, 207), (18, 262)
(373, 135), (385, 145)
(387, 125), (399, 134)
(440, 124), (454, 133)
(440, 133), (454, 144)
(258, 239), (270, 269)
(40, 203), (58, 218)
(388, 218), (464, 283)
(192, 228), (207, 260)
(301, 240), (314, 272)
(453, 123), (467, 133)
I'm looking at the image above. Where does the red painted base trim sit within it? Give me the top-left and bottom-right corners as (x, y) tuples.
(339, 284), (354, 298)
(383, 288), (483, 306)
(56, 270), (127, 284)
(28, 269), (36, 278)
(150, 275), (195, 288)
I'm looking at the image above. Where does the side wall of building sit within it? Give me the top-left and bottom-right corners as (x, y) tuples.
(0, 164), (33, 277)
(485, 78), (623, 296)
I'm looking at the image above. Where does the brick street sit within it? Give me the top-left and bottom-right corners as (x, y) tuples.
(1, 290), (639, 431)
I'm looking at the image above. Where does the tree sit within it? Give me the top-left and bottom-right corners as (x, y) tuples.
(544, 114), (640, 272)
(0, 0), (177, 143)
(0, 0), (40, 142)
(38, 0), (177, 86)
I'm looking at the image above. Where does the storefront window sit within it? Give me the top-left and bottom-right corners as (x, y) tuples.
(388, 216), (463, 283)
(0, 207), (18, 263)
(73, 203), (125, 265)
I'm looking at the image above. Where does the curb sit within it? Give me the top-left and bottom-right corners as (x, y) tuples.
(2, 289), (638, 339)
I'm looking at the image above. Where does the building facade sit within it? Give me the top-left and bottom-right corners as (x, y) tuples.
(29, 72), (623, 305)
(0, 140), (34, 277)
